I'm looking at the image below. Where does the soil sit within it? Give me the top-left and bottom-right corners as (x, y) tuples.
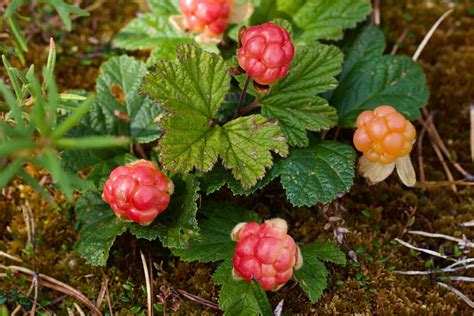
(1, 0), (473, 315)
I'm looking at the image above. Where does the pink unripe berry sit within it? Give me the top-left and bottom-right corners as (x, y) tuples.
(102, 160), (174, 226)
(237, 22), (295, 85)
(231, 218), (302, 291)
(179, 0), (231, 36)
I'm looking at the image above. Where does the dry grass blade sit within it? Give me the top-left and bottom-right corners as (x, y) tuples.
(437, 282), (474, 308)
(395, 238), (447, 259)
(176, 289), (220, 310)
(140, 251), (153, 316)
(0, 264), (102, 315)
(471, 105), (474, 163)
(0, 250), (23, 263)
(408, 230), (474, 248)
(412, 9), (454, 62)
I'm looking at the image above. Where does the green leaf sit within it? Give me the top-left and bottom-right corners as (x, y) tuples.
(301, 242), (346, 265)
(88, 154), (137, 188)
(0, 159), (23, 188)
(330, 26), (430, 127)
(148, 0), (179, 14)
(61, 148), (127, 173)
(294, 244), (328, 303)
(83, 55), (163, 142)
(280, 141), (355, 206)
(7, 16), (28, 52)
(214, 260), (273, 316)
(172, 202), (260, 262)
(143, 44), (229, 173)
(129, 174), (200, 248)
(143, 44), (288, 189)
(200, 161), (281, 196)
(259, 42), (342, 147)
(38, 149), (73, 200)
(220, 115), (288, 188)
(114, 13), (193, 60)
(43, 0), (89, 32)
(75, 191), (129, 266)
(293, 0), (372, 41)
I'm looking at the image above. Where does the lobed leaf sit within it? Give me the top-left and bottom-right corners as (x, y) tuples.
(214, 260), (273, 316)
(280, 141), (356, 206)
(330, 26), (430, 127)
(143, 45), (287, 189)
(75, 191), (129, 266)
(293, 245), (328, 303)
(260, 43), (342, 147)
(172, 202), (260, 262)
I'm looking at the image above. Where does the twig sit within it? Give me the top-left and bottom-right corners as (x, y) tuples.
(176, 289), (219, 310)
(140, 251), (153, 316)
(471, 105), (474, 163)
(412, 9), (454, 62)
(393, 264), (474, 275)
(408, 230), (474, 248)
(394, 238), (448, 259)
(74, 303), (86, 316)
(416, 180), (474, 188)
(459, 220), (474, 228)
(0, 250), (23, 263)
(371, 0), (380, 26)
(416, 113), (430, 183)
(96, 275), (108, 308)
(445, 258), (474, 270)
(446, 276), (474, 282)
(0, 264), (101, 315)
(437, 282), (474, 308)
(390, 28), (408, 55)
(30, 273), (39, 316)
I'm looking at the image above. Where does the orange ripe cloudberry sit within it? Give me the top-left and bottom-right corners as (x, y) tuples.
(231, 218), (302, 291)
(353, 105), (417, 186)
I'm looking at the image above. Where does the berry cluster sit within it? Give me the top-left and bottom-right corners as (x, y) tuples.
(232, 219), (302, 291)
(179, 0), (231, 36)
(353, 105), (416, 164)
(237, 22), (295, 85)
(102, 160), (174, 226)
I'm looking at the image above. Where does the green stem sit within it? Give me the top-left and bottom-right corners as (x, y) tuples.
(233, 75), (251, 119)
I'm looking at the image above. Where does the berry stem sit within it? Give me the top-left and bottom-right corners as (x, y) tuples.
(237, 100), (260, 116)
(233, 75), (251, 119)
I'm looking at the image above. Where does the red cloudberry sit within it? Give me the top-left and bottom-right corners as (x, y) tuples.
(231, 218), (302, 291)
(237, 22), (295, 85)
(179, 0), (231, 36)
(354, 105), (417, 186)
(102, 160), (174, 226)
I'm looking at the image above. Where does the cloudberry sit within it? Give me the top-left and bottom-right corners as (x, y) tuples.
(179, 0), (231, 36)
(354, 105), (416, 164)
(237, 22), (295, 85)
(231, 218), (302, 291)
(102, 160), (174, 226)
(354, 105), (417, 186)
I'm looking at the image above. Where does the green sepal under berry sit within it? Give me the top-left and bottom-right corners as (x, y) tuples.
(142, 44), (288, 189)
(172, 202), (261, 262)
(330, 26), (430, 127)
(214, 260), (273, 316)
(294, 242), (346, 303)
(74, 174), (200, 266)
(259, 42), (343, 147)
